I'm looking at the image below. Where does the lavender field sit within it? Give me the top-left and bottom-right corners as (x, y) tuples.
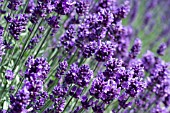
(0, 0), (170, 113)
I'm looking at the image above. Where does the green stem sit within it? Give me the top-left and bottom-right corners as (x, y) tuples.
(62, 96), (74, 113)
(22, 0), (30, 13)
(45, 55), (66, 84)
(68, 49), (78, 66)
(47, 79), (59, 92)
(14, 77), (24, 94)
(34, 28), (52, 58)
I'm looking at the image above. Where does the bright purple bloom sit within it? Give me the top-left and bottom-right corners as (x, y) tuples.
(95, 41), (116, 62)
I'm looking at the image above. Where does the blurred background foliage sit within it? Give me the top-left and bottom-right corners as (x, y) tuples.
(122, 0), (170, 61)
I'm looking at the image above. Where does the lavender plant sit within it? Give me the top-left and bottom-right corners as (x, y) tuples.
(0, 0), (170, 113)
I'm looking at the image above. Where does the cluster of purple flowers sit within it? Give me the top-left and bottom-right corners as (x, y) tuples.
(9, 57), (50, 112)
(0, 0), (170, 113)
(65, 63), (93, 87)
(9, 14), (28, 40)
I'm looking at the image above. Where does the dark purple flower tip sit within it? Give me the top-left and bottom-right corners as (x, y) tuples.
(28, 34), (42, 49)
(47, 16), (60, 28)
(3, 40), (13, 49)
(81, 95), (93, 109)
(5, 70), (14, 80)
(157, 43), (167, 56)
(54, 0), (76, 15)
(142, 50), (155, 71)
(4, 14), (13, 23)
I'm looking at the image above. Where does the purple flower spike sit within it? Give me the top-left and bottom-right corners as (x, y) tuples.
(129, 38), (142, 58)
(157, 43), (167, 56)
(9, 14), (28, 40)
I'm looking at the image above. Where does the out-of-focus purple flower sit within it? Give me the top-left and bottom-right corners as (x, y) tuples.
(104, 58), (124, 79)
(150, 105), (169, 113)
(142, 50), (155, 72)
(3, 40), (13, 49)
(89, 74), (104, 99)
(30, 0), (55, 23)
(90, 74), (120, 103)
(33, 91), (48, 110)
(129, 38), (142, 58)
(44, 97), (65, 113)
(28, 34), (42, 49)
(157, 43), (167, 56)
(163, 94), (170, 107)
(143, 12), (152, 26)
(126, 77), (145, 97)
(65, 63), (93, 87)
(72, 106), (82, 113)
(7, 0), (22, 10)
(38, 26), (45, 33)
(147, 63), (169, 88)
(114, 1), (130, 21)
(4, 14), (13, 23)
(75, 1), (88, 15)
(101, 79), (120, 104)
(0, 25), (3, 36)
(5, 70), (14, 80)
(125, 60), (145, 97)
(129, 1), (139, 23)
